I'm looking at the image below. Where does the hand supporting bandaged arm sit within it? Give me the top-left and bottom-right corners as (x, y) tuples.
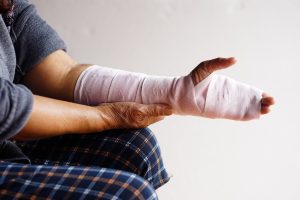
(74, 58), (264, 121)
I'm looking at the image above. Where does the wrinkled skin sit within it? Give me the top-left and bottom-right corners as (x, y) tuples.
(96, 102), (173, 130)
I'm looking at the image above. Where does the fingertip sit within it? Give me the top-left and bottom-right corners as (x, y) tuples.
(269, 97), (275, 105)
(261, 106), (271, 115)
(160, 104), (173, 116)
(261, 96), (275, 106)
(151, 104), (173, 116)
(228, 57), (237, 64)
(165, 110), (173, 116)
(218, 57), (236, 68)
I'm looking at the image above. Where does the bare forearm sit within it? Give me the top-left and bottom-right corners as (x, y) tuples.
(15, 95), (172, 141)
(15, 95), (104, 140)
(22, 50), (91, 102)
(62, 64), (92, 102)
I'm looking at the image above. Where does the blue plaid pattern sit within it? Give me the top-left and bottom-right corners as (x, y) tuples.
(0, 128), (170, 199)
(0, 162), (157, 200)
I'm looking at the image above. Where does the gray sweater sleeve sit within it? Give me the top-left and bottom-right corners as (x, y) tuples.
(11, 0), (67, 75)
(0, 0), (67, 140)
(0, 78), (33, 141)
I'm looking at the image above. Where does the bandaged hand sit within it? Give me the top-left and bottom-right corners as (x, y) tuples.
(189, 57), (275, 116)
(95, 102), (172, 129)
(74, 57), (274, 121)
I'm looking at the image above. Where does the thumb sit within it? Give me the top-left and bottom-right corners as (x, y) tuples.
(190, 57), (236, 85)
(201, 57), (236, 72)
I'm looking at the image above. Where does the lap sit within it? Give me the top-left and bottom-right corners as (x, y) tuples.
(16, 129), (155, 170)
(15, 128), (170, 189)
(0, 161), (158, 200)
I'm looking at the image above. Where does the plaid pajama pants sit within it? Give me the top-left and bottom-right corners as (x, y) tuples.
(0, 128), (170, 199)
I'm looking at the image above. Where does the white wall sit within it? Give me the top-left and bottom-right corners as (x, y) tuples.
(30, 0), (300, 199)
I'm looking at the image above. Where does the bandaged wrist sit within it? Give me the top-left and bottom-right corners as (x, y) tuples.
(74, 65), (262, 121)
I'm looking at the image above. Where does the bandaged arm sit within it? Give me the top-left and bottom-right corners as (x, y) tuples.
(74, 65), (262, 121)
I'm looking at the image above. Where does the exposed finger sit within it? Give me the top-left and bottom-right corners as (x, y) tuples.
(261, 96), (275, 106)
(190, 57), (236, 85)
(261, 105), (271, 114)
(200, 57), (236, 73)
(143, 104), (173, 116)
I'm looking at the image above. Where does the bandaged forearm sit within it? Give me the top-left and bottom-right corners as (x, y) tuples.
(74, 65), (262, 121)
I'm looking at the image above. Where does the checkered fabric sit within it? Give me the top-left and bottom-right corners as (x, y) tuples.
(0, 128), (170, 199)
(0, 162), (158, 200)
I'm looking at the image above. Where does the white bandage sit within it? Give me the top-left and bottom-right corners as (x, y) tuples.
(203, 75), (262, 120)
(74, 65), (262, 121)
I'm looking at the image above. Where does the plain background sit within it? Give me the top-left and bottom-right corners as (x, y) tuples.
(30, 0), (300, 199)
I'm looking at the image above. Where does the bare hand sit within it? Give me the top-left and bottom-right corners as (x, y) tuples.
(95, 102), (173, 130)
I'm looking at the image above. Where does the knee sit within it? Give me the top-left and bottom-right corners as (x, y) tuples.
(104, 127), (170, 189)
(126, 128), (170, 189)
(95, 168), (158, 200)
(126, 175), (158, 200)
(128, 127), (162, 169)
(132, 127), (161, 160)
